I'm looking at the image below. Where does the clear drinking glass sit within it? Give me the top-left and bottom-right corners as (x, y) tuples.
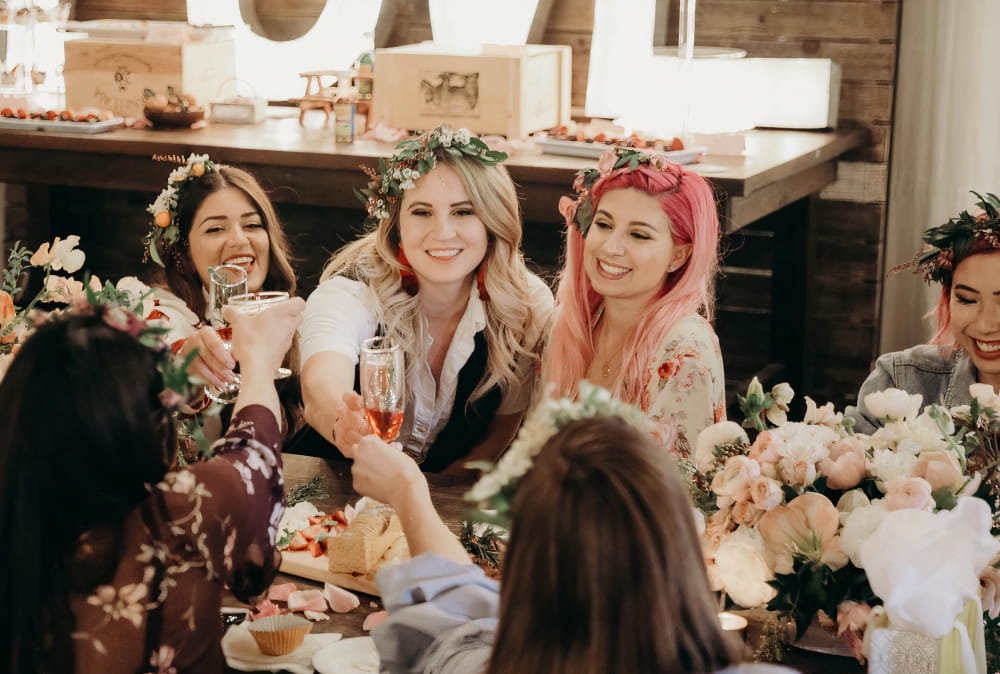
(227, 291), (293, 380)
(205, 264), (247, 404)
(360, 336), (405, 442)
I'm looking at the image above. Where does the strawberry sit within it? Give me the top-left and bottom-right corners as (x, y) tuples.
(670, 137), (684, 151)
(287, 530), (309, 550)
(308, 515), (327, 526)
(334, 523), (347, 534)
(300, 524), (325, 540)
(332, 510), (348, 525)
(307, 540), (323, 558)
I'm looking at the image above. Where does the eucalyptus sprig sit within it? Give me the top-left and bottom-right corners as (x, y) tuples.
(286, 475), (330, 507)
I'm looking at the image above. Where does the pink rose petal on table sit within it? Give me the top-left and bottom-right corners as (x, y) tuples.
(250, 598), (281, 620)
(304, 610), (330, 621)
(363, 610), (388, 631)
(287, 589), (329, 613)
(323, 583), (361, 613)
(267, 582), (299, 602)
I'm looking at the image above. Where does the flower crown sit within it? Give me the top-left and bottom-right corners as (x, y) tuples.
(465, 380), (652, 527)
(144, 153), (219, 267)
(354, 126), (508, 227)
(563, 146), (684, 236)
(903, 191), (1000, 283)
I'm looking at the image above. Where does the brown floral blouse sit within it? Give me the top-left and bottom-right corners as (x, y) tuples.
(68, 405), (284, 673)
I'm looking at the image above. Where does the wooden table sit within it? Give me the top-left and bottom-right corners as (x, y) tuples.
(223, 454), (863, 674)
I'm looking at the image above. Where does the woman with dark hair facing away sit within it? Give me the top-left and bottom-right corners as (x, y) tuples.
(0, 295), (304, 673)
(142, 153), (302, 439)
(849, 192), (1000, 433)
(543, 147), (726, 455)
(348, 390), (796, 674)
(298, 126), (552, 473)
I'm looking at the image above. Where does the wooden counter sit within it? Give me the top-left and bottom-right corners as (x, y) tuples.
(0, 111), (864, 231)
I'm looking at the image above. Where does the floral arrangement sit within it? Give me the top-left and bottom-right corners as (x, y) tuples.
(1, 235), (209, 455)
(465, 380), (651, 527)
(354, 125), (507, 227)
(144, 153), (218, 267)
(687, 378), (1000, 665)
(562, 146), (684, 236)
(901, 191), (1000, 283)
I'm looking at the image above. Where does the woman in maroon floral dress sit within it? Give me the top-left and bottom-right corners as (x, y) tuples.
(0, 296), (303, 673)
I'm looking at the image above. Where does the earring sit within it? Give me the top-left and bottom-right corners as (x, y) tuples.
(476, 261), (489, 301)
(397, 244), (419, 295)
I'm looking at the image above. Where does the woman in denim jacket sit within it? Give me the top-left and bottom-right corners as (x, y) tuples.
(850, 192), (1000, 433)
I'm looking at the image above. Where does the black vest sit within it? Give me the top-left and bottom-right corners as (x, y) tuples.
(286, 331), (502, 473)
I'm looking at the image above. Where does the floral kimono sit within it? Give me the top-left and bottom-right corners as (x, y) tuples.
(69, 405), (284, 673)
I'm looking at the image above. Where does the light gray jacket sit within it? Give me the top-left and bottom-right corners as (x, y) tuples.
(846, 344), (977, 435)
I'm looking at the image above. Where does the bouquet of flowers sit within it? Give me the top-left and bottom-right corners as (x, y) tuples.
(1, 235), (153, 378)
(686, 378), (1000, 666)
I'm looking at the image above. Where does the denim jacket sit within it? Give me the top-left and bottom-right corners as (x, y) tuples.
(846, 344), (977, 435)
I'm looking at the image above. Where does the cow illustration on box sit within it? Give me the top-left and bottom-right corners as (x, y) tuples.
(419, 71), (479, 117)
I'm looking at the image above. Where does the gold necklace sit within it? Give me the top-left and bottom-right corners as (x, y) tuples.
(596, 320), (623, 379)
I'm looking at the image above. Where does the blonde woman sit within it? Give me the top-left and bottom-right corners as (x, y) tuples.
(298, 127), (553, 474)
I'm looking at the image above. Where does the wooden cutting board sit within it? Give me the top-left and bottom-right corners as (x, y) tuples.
(278, 534), (410, 596)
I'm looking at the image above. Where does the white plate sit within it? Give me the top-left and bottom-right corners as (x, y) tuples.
(0, 117), (123, 134)
(536, 138), (706, 165)
(312, 636), (380, 674)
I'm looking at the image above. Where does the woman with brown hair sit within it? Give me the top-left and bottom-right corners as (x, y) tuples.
(350, 410), (795, 673)
(142, 154), (302, 439)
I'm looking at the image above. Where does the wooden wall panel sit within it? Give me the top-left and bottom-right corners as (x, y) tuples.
(75, 0), (185, 21)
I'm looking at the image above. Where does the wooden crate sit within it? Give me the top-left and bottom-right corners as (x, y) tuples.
(64, 38), (235, 118)
(370, 43), (572, 139)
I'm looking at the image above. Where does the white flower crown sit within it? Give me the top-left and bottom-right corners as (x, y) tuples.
(465, 380), (652, 526)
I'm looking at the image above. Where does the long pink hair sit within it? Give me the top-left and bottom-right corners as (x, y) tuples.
(544, 161), (720, 406)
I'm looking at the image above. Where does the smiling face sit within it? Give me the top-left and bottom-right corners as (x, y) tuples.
(583, 187), (692, 306)
(187, 186), (270, 293)
(950, 251), (1000, 388)
(397, 163), (489, 295)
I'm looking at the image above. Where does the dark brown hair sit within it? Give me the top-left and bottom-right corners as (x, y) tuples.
(146, 164), (297, 320)
(488, 417), (741, 674)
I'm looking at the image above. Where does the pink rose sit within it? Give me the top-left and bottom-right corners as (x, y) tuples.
(882, 477), (935, 511)
(819, 437), (867, 490)
(749, 475), (783, 511)
(731, 500), (764, 527)
(913, 450), (963, 492)
(747, 430), (782, 463)
(836, 600), (873, 664)
(711, 455), (761, 504)
(702, 507), (735, 551)
(595, 149), (618, 173)
(557, 195), (579, 223)
(980, 566), (1000, 620)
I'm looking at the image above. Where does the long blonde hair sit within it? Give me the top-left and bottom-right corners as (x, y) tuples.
(321, 152), (544, 402)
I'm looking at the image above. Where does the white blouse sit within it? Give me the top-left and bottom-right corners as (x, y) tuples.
(300, 274), (553, 460)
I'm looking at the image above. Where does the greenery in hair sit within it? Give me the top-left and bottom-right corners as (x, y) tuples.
(355, 125), (508, 227)
(144, 153), (219, 267)
(908, 191), (1000, 283)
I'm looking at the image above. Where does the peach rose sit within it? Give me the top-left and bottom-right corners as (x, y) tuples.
(836, 600), (873, 664)
(749, 475), (783, 511)
(732, 499), (764, 527)
(913, 450), (964, 492)
(819, 436), (867, 490)
(748, 429), (782, 463)
(711, 455), (761, 505)
(882, 476), (935, 511)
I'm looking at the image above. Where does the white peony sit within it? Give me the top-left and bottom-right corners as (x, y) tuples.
(803, 396), (844, 428)
(839, 501), (887, 567)
(712, 526), (777, 608)
(868, 447), (919, 486)
(693, 421), (749, 473)
(863, 388), (923, 422)
(969, 383), (1000, 412)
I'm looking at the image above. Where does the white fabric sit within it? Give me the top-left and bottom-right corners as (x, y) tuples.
(300, 274), (553, 459)
(221, 621), (344, 674)
(881, 0), (1000, 353)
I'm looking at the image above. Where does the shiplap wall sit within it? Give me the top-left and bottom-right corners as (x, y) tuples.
(71, 0), (898, 407)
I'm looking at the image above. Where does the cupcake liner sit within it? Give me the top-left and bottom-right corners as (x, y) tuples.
(248, 613), (313, 656)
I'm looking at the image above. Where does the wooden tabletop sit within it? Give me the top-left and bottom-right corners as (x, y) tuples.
(222, 453), (863, 673)
(0, 110), (865, 230)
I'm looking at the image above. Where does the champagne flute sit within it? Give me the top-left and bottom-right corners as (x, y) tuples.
(205, 264), (247, 404)
(360, 336), (405, 442)
(227, 291), (293, 380)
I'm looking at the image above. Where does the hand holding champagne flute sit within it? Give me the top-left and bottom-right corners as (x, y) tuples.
(205, 264), (248, 404)
(360, 337), (405, 443)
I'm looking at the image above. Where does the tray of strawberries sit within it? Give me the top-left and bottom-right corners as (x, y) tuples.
(0, 107), (123, 134)
(535, 125), (705, 165)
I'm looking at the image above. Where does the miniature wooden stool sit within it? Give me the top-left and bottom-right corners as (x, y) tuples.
(297, 70), (339, 127)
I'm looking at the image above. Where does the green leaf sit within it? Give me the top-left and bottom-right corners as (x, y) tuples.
(932, 486), (958, 510)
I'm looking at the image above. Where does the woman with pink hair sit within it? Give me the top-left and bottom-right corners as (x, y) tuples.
(542, 147), (725, 455)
